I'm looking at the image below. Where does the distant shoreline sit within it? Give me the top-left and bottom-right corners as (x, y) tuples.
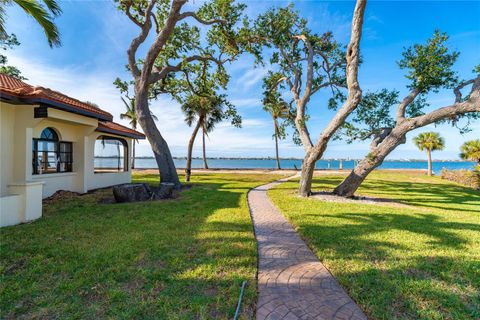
(134, 168), (427, 172)
(95, 156), (472, 162)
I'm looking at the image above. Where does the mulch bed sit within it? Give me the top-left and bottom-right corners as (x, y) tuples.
(43, 190), (84, 205)
(310, 191), (413, 208)
(42, 184), (193, 205)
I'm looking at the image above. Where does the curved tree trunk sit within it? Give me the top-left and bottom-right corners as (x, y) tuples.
(333, 128), (407, 197)
(185, 119), (202, 182)
(202, 129), (208, 169)
(135, 87), (181, 188)
(274, 118), (281, 170)
(334, 78), (479, 197)
(299, 152), (316, 197)
(427, 149), (432, 176)
(294, 0), (366, 197)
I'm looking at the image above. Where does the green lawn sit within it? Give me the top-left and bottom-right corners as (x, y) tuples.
(0, 173), (280, 319)
(268, 171), (480, 320)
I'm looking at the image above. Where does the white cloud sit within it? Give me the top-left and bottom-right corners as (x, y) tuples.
(6, 52), (307, 158)
(230, 98), (262, 109)
(235, 67), (268, 91)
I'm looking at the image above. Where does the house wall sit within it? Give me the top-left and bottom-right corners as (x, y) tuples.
(84, 132), (133, 191)
(28, 111), (133, 197)
(0, 103), (15, 195)
(0, 101), (135, 227)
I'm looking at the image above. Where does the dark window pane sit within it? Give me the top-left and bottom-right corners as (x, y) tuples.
(94, 136), (128, 173)
(40, 128), (58, 140)
(60, 142), (71, 152)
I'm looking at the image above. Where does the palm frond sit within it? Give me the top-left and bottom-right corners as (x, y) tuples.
(0, 4), (7, 39)
(14, 0), (61, 47)
(42, 0), (61, 16)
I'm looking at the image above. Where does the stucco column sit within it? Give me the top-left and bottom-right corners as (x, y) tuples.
(74, 136), (90, 193)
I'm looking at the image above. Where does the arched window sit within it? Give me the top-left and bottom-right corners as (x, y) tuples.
(94, 136), (128, 173)
(32, 127), (72, 174)
(40, 127), (58, 140)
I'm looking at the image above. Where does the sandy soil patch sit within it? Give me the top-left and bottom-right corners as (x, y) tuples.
(310, 191), (415, 209)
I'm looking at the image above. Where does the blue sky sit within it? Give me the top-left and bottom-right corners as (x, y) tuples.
(4, 0), (480, 160)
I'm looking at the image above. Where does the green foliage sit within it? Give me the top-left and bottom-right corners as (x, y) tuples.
(181, 93), (241, 133)
(459, 139), (480, 164)
(262, 72), (291, 140)
(114, 78), (158, 129)
(337, 30), (477, 144)
(0, 0), (62, 47)
(251, 4), (347, 105)
(339, 89), (398, 142)
(0, 34), (26, 80)
(413, 132), (445, 152)
(474, 64), (480, 75)
(117, 0), (253, 104)
(398, 30), (459, 92)
(250, 4), (347, 147)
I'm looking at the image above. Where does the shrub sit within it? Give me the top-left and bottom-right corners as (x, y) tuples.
(440, 168), (480, 189)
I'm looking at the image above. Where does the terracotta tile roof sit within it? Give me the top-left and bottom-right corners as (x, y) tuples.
(0, 73), (113, 121)
(97, 121), (145, 139)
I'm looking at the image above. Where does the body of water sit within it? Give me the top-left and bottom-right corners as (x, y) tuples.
(95, 158), (476, 174)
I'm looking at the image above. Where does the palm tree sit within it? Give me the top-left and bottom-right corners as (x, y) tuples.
(413, 132), (445, 176)
(263, 91), (290, 170)
(119, 97), (157, 169)
(0, 0), (62, 47)
(460, 139), (480, 168)
(182, 94), (240, 182)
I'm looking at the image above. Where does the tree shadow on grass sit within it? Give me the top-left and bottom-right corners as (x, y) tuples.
(333, 255), (480, 320)
(271, 178), (479, 318)
(289, 206), (479, 319)
(0, 173), (269, 319)
(310, 176), (480, 213)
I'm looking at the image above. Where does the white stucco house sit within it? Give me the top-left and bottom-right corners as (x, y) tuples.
(0, 73), (145, 227)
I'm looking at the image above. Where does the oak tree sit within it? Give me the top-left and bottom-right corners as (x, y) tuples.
(117, 0), (250, 188)
(251, 0), (366, 196)
(333, 32), (480, 197)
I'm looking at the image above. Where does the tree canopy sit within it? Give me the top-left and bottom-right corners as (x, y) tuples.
(0, 33), (25, 79)
(336, 31), (478, 146)
(413, 132), (445, 152)
(460, 139), (480, 164)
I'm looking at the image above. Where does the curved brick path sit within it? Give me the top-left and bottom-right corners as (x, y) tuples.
(248, 177), (367, 320)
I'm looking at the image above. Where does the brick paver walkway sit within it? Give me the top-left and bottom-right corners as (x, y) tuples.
(248, 177), (367, 320)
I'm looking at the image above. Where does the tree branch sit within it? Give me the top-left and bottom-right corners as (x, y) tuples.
(309, 0), (366, 158)
(395, 88), (420, 124)
(408, 76), (480, 128)
(148, 54), (230, 84)
(454, 78), (476, 103)
(141, 0), (187, 81)
(127, 0), (158, 78)
(125, 1), (143, 28)
(177, 11), (226, 25)
(294, 34), (314, 106)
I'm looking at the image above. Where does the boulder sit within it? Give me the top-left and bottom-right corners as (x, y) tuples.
(113, 183), (152, 203)
(152, 182), (176, 200)
(112, 182), (176, 203)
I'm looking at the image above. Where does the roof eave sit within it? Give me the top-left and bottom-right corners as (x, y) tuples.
(0, 92), (113, 121)
(96, 127), (145, 140)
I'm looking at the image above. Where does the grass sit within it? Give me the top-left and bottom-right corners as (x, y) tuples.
(268, 171), (480, 320)
(0, 172), (281, 319)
